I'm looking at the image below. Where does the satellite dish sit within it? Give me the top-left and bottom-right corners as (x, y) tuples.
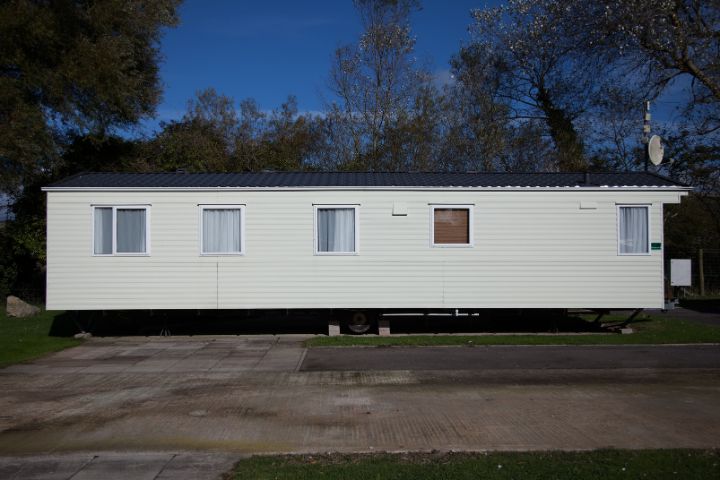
(648, 135), (664, 166)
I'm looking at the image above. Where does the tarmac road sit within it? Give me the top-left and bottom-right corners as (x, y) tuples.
(301, 344), (720, 371)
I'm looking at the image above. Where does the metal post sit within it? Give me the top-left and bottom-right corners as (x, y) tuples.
(699, 248), (705, 297)
(642, 101), (651, 171)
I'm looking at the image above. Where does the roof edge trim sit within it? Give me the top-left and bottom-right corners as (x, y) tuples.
(43, 185), (693, 192)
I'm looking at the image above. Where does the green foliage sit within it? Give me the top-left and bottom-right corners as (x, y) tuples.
(60, 135), (144, 175)
(0, 309), (80, 368)
(0, 134), (144, 300)
(148, 88), (238, 172)
(231, 450), (720, 480)
(0, 0), (181, 193)
(146, 89), (321, 173)
(147, 117), (233, 172)
(0, 1), (180, 299)
(665, 194), (720, 256)
(305, 314), (720, 347)
(663, 136), (720, 259)
(6, 215), (45, 264)
(0, 181), (46, 300)
(0, 232), (18, 300)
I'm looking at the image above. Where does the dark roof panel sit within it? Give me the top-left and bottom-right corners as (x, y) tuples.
(47, 171), (687, 189)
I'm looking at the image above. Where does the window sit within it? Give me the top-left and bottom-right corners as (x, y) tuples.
(93, 206), (149, 255)
(431, 205), (473, 247)
(200, 205), (245, 255)
(314, 206), (358, 254)
(618, 205), (650, 255)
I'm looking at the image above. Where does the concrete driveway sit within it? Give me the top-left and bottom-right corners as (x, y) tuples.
(1, 335), (720, 479)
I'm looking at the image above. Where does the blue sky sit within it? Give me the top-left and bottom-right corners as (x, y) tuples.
(147, 0), (685, 134)
(148, 0), (489, 129)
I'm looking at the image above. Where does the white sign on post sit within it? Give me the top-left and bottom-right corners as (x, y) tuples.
(670, 259), (692, 286)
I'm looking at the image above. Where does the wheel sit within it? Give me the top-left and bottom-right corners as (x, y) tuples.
(347, 311), (372, 334)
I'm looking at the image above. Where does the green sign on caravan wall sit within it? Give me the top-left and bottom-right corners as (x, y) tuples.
(651, 242), (662, 251)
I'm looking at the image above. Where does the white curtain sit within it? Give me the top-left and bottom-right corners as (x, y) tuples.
(317, 208), (355, 252)
(94, 207), (112, 254)
(203, 209), (241, 253)
(116, 209), (146, 253)
(619, 206), (648, 254)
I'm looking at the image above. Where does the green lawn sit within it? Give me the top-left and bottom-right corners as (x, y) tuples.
(306, 314), (720, 347)
(0, 309), (81, 368)
(229, 450), (720, 480)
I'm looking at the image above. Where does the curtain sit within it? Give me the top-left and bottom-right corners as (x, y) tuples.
(619, 206), (648, 254)
(203, 209), (241, 253)
(317, 208), (355, 252)
(116, 209), (146, 253)
(94, 207), (112, 254)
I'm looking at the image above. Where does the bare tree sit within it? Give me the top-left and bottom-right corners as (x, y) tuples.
(234, 99), (267, 172)
(383, 82), (444, 171)
(584, 84), (648, 171)
(441, 44), (531, 172)
(570, 0), (720, 136)
(327, 0), (427, 170)
(464, 0), (605, 171)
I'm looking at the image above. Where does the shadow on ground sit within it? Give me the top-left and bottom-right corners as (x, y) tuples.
(680, 298), (720, 314)
(48, 309), (607, 337)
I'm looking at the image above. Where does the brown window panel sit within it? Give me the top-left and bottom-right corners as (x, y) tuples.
(434, 208), (469, 244)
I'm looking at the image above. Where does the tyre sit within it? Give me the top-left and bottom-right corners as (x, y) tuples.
(347, 311), (372, 334)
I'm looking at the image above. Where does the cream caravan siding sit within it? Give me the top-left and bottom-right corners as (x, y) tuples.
(46, 189), (684, 310)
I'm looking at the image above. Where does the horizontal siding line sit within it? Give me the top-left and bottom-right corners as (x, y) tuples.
(51, 289), (661, 295)
(49, 271), (661, 277)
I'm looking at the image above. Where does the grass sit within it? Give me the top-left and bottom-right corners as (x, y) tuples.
(2, 309), (719, 361)
(229, 450), (720, 480)
(306, 314), (720, 347)
(0, 309), (81, 368)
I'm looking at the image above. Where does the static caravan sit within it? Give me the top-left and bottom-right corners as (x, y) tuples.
(44, 171), (688, 332)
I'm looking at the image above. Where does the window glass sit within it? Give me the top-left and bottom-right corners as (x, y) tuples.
(433, 208), (470, 244)
(116, 209), (147, 253)
(203, 208), (242, 254)
(93, 207), (148, 255)
(619, 206), (649, 254)
(317, 208), (356, 253)
(93, 207), (112, 254)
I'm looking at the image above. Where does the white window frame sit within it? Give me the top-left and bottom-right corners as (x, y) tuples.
(91, 205), (151, 256)
(198, 205), (246, 256)
(313, 204), (360, 256)
(430, 204), (474, 248)
(616, 204), (651, 256)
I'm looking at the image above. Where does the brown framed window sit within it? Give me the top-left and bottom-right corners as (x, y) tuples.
(431, 206), (472, 246)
